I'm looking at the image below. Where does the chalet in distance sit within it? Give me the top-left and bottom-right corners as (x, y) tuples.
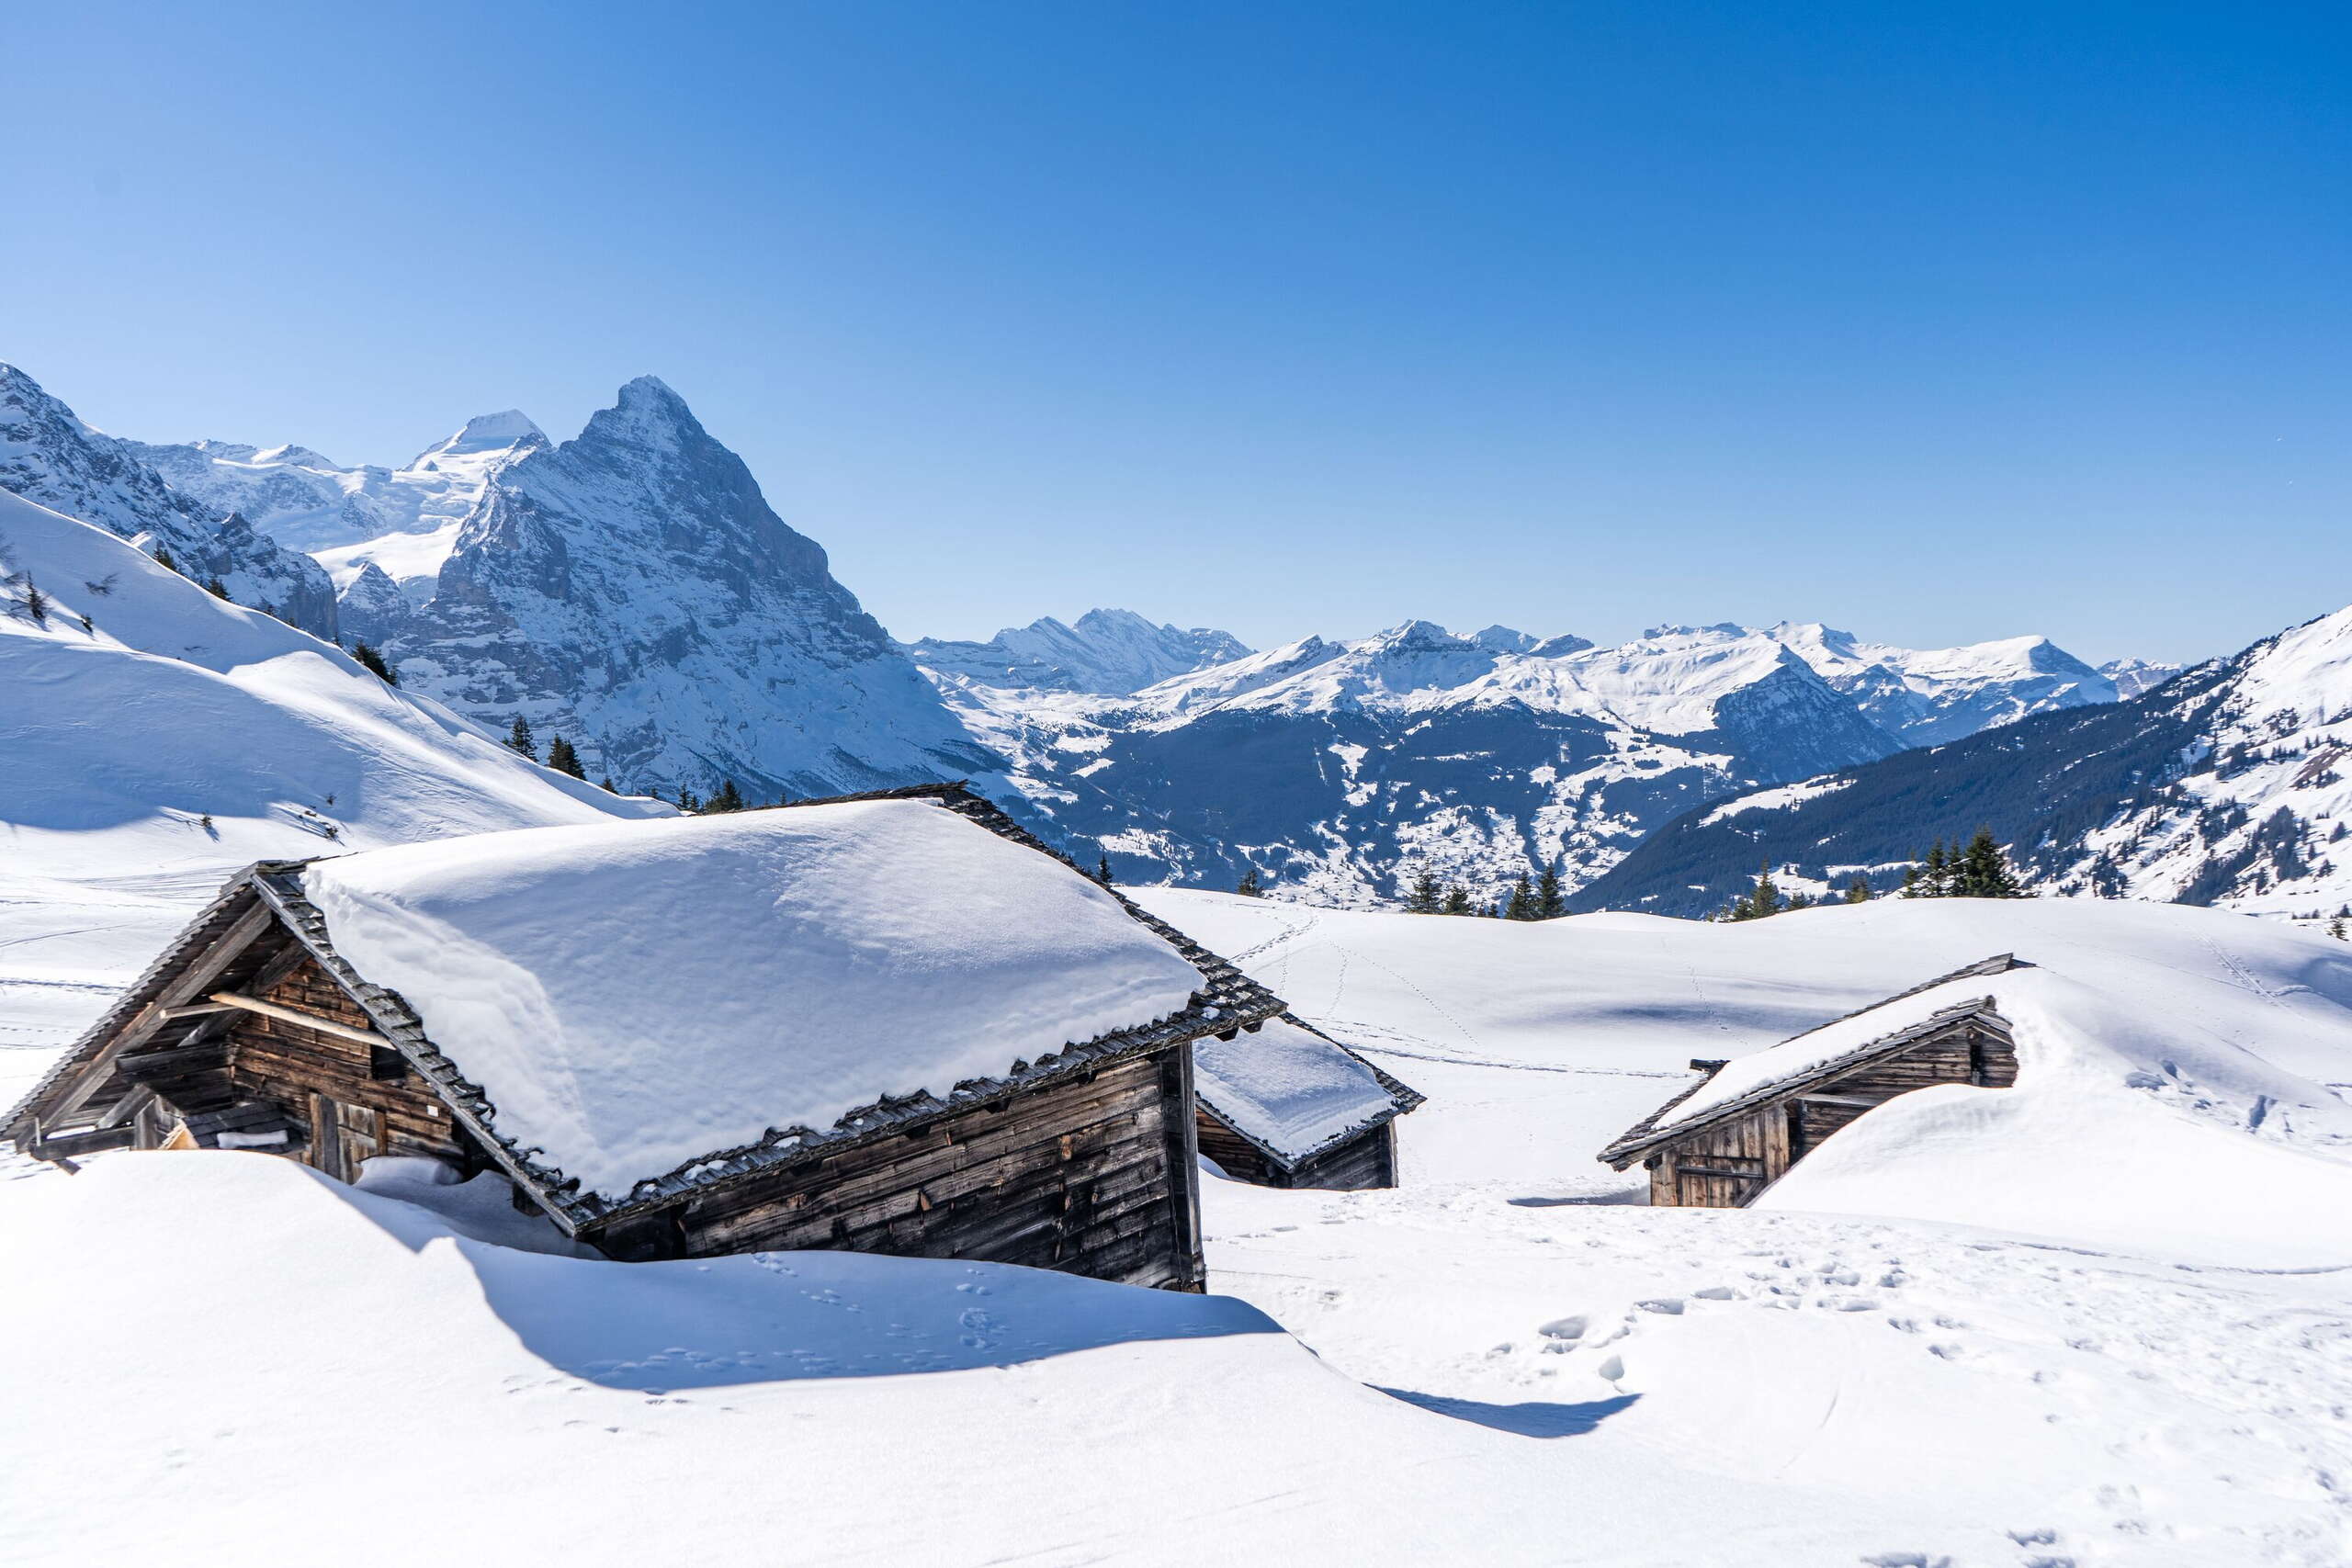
(1599, 955), (2023, 1207)
(1193, 1013), (1421, 1190)
(6, 784), (1288, 1290)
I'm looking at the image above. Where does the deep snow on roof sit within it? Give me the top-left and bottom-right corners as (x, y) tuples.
(302, 800), (1207, 1200)
(1648, 973), (2004, 1134)
(1193, 1015), (1405, 1164)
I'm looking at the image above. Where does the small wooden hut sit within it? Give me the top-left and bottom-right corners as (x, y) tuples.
(1598, 954), (2023, 1208)
(1192, 1013), (1422, 1190)
(6, 784), (1285, 1289)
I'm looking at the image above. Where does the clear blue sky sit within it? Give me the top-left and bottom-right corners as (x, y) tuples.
(7, 2), (2346, 664)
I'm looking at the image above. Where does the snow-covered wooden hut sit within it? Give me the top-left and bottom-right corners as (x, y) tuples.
(6, 784), (1285, 1289)
(1598, 955), (2023, 1208)
(1192, 1014), (1421, 1189)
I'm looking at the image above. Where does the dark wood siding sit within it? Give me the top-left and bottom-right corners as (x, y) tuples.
(1198, 1108), (1399, 1191)
(225, 957), (469, 1173)
(657, 1047), (1203, 1291)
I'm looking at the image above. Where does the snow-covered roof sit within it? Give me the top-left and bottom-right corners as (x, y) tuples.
(1193, 1014), (1421, 1168)
(12, 784), (1288, 1230)
(1599, 954), (2021, 1167)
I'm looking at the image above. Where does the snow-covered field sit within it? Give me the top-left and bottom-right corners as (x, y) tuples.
(5, 864), (2352, 1561)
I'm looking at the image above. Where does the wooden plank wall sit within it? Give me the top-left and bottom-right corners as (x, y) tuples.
(1193, 1108), (1278, 1184)
(1651, 1107), (1789, 1207)
(1196, 1113), (1398, 1191)
(226, 957), (469, 1175)
(665, 1050), (1200, 1291)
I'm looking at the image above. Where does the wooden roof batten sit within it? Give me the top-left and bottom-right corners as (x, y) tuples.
(1596, 953), (2029, 1172)
(6, 782), (1289, 1238)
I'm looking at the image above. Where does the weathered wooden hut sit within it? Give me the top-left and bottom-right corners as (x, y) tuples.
(1598, 954), (2023, 1208)
(6, 784), (1284, 1289)
(1192, 1013), (1422, 1190)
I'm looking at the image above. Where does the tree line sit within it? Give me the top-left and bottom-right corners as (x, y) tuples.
(1716, 827), (2027, 921)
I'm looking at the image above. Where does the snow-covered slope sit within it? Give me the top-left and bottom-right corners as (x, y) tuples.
(0, 365), (337, 637)
(129, 411), (545, 558)
(0, 488), (666, 1081)
(1586, 601), (2352, 918)
(902, 608), (1250, 694)
(371, 378), (1006, 799)
(1768, 621), (2117, 745)
(7, 891), (2346, 1565)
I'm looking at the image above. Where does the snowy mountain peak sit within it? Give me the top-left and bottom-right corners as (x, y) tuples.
(416, 410), (546, 462)
(1470, 624), (1538, 654)
(903, 608), (1251, 694)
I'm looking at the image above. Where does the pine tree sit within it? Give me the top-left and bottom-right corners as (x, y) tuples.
(1095, 855), (1114, 887)
(1236, 866), (1263, 897)
(1536, 859), (1566, 919)
(1734, 864), (1784, 921)
(1442, 885), (1473, 916)
(1921, 840), (1951, 898)
(1953, 826), (2025, 898)
(205, 577), (231, 600)
(600, 777), (617, 793)
(2332, 917), (2347, 942)
(545, 734), (585, 779)
(677, 785), (703, 812)
(350, 641), (398, 685)
(1844, 874), (1871, 904)
(1504, 871), (1536, 920)
(1899, 860), (1921, 898)
(19, 574), (46, 626)
(151, 545), (180, 574)
(707, 778), (745, 813)
(1403, 870), (1442, 914)
(504, 716), (537, 761)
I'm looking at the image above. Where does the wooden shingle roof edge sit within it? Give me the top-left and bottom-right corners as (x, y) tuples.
(1593, 953), (2029, 1171)
(1194, 1012), (1427, 1175)
(7, 782), (1292, 1237)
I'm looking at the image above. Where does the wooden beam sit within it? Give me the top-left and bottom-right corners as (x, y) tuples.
(40, 900), (279, 1126)
(30, 1125), (138, 1160)
(205, 991), (392, 1050)
(1793, 1092), (1884, 1110)
(161, 1001), (240, 1020)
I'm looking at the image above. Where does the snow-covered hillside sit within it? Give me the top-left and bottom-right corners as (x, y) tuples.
(0, 489), (666, 1092)
(0, 365), (336, 637)
(957, 617), (2121, 908)
(1588, 601), (2352, 918)
(6, 889), (2347, 1564)
(902, 608), (1250, 694)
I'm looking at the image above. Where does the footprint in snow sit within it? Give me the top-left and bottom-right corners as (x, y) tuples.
(1636, 1298), (1684, 1315)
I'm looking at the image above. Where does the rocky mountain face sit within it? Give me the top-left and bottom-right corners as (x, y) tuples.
(371, 378), (1005, 799)
(1576, 605), (2352, 918)
(901, 608), (1250, 694)
(945, 618), (2134, 908)
(0, 365), (337, 638)
(128, 412), (548, 640)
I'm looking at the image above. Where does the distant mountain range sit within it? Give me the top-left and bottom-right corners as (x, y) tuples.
(1576, 609), (2352, 918)
(0, 355), (2225, 912)
(933, 616), (2135, 904)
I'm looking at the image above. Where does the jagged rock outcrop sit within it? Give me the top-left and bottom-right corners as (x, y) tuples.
(382, 377), (1004, 799)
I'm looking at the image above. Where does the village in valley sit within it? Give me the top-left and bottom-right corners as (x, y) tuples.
(7, 6), (2352, 1566)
